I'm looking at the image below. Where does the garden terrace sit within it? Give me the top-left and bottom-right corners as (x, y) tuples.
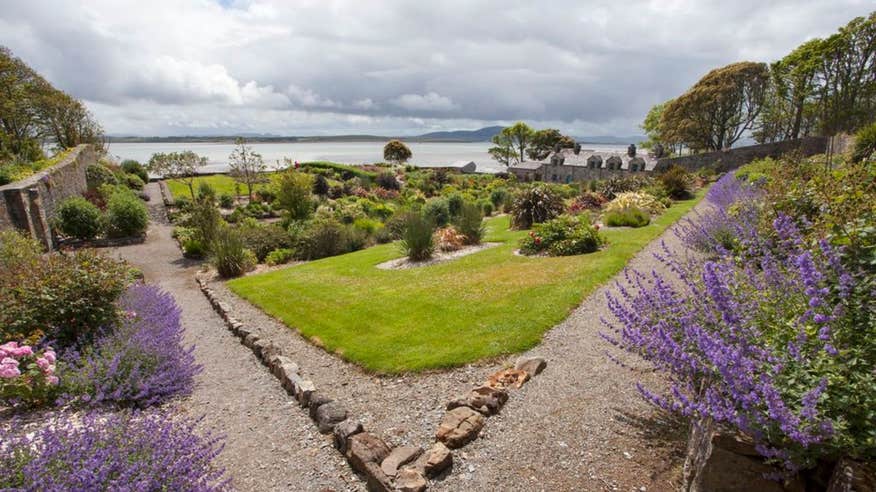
(227, 192), (703, 373)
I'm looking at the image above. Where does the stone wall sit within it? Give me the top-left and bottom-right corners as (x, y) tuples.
(533, 164), (649, 184)
(0, 145), (97, 249)
(655, 137), (829, 173)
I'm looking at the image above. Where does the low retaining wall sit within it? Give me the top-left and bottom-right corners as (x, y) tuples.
(0, 145), (97, 249)
(655, 137), (829, 173)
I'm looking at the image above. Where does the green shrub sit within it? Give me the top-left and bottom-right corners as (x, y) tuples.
(599, 175), (652, 199)
(452, 202), (485, 245)
(312, 174), (330, 196)
(353, 217), (382, 235)
(376, 171), (400, 191)
(510, 185), (565, 229)
(658, 164), (692, 199)
(295, 216), (364, 260)
(197, 182), (216, 202)
(85, 164), (118, 190)
(173, 195), (192, 210)
(446, 193), (464, 218)
(374, 227), (394, 244)
(604, 207), (650, 227)
(489, 188), (508, 208)
(519, 214), (604, 256)
(53, 196), (104, 240)
(0, 230), (42, 270)
(400, 212), (435, 261)
(120, 160), (148, 183)
(218, 193), (234, 208)
(182, 238), (206, 258)
(123, 173), (145, 190)
(852, 122), (876, 163)
(237, 222), (292, 262)
(265, 248), (295, 266)
(274, 170), (314, 221)
(106, 191), (148, 238)
(186, 198), (222, 247)
(0, 248), (131, 346)
(423, 198), (450, 227)
(211, 227), (256, 278)
(481, 201), (494, 216)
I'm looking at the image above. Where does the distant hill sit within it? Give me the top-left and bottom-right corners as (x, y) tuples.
(416, 126), (504, 142)
(106, 127), (643, 144)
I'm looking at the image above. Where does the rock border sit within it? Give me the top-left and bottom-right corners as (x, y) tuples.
(376, 242), (501, 270)
(198, 276), (547, 491)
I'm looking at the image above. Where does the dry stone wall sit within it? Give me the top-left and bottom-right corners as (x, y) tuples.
(655, 137), (829, 173)
(0, 145), (97, 249)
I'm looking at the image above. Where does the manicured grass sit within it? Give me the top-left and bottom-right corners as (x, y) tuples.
(227, 192), (704, 373)
(165, 174), (269, 199)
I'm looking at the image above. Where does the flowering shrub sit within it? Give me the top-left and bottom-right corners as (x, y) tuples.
(567, 192), (607, 214)
(434, 226), (466, 252)
(0, 410), (228, 491)
(61, 284), (200, 408)
(519, 214), (603, 256)
(603, 191), (665, 216)
(510, 185), (565, 229)
(0, 248), (131, 346)
(0, 342), (58, 406)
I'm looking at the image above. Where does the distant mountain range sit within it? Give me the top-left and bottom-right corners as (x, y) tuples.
(106, 127), (644, 145)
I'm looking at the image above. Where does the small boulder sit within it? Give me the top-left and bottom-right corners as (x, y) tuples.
(242, 333), (260, 348)
(315, 401), (347, 433)
(295, 379), (316, 407)
(485, 368), (530, 389)
(308, 392), (333, 420)
(436, 407), (484, 449)
(260, 342), (282, 363)
(270, 355), (295, 377)
(447, 385), (508, 416)
(514, 356), (546, 376)
(236, 326), (252, 338)
(363, 461), (393, 492)
(346, 432), (391, 475)
(333, 420), (363, 454)
(380, 445), (422, 478)
(395, 468), (428, 492)
(412, 442), (452, 477)
(279, 364), (301, 394)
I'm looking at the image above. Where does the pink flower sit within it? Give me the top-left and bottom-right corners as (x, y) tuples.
(0, 359), (21, 379)
(37, 357), (50, 370)
(47, 375), (59, 385)
(1, 342), (33, 358)
(44, 349), (56, 364)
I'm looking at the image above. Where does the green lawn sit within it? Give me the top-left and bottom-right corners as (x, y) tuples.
(165, 174), (270, 199)
(227, 193), (703, 373)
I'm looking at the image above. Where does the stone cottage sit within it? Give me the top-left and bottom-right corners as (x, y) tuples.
(507, 146), (657, 183)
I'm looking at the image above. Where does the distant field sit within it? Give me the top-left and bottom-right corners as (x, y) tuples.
(227, 192), (704, 373)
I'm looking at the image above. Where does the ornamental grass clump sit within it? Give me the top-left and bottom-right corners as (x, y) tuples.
(603, 207), (650, 228)
(452, 202), (485, 245)
(400, 211), (435, 261)
(0, 410), (228, 491)
(61, 284), (200, 408)
(603, 191), (665, 216)
(211, 227), (256, 278)
(603, 214), (874, 483)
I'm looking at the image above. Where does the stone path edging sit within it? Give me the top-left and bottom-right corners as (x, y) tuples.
(197, 275), (546, 491)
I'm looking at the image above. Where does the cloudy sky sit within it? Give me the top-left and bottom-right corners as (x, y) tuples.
(1, 1), (872, 137)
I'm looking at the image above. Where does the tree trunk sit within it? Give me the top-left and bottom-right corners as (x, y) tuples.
(681, 416), (716, 492)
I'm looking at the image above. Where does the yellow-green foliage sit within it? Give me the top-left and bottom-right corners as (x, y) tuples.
(604, 191), (665, 216)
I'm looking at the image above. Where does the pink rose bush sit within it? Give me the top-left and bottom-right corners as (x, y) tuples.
(0, 341), (59, 405)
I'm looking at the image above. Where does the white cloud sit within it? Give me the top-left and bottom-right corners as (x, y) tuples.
(391, 92), (458, 112)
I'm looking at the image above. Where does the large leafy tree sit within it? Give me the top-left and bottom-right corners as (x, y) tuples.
(489, 121), (535, 166)
(228, 138), (267, 200)
(0, 46), (102, 163)
(661, 62), (770, 151)
(527, 128), (575, 160)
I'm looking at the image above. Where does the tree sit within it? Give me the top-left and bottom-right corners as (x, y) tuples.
(274, 167), (314, 222)
(640, 100), (673, 149)
(661, 62), (770, 152)
(228, 138), (267, 201)
(147, 151), (206, 199)
(0, 46), (103, 162)
(383, 140), (412, 164)
(527, 128), (575, 160)
(756, 40), (823, 143)
(489, 121), (534, 166)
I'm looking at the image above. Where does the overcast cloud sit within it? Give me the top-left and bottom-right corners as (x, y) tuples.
(1, 0), (872, 136)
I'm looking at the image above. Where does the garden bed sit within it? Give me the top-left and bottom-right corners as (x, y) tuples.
(376, 242), (500, 270)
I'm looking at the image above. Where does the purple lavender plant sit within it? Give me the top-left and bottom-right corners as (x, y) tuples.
(603, 215), (858, 473)
(0, 409), (228, 491)
(62, 284), (201, 408)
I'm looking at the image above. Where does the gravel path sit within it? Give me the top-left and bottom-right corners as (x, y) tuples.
(107, 183), (363, 492)
(111, 184), (702, 491)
